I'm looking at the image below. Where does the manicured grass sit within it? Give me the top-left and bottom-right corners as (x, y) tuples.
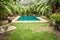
(6, 23), (57, 40)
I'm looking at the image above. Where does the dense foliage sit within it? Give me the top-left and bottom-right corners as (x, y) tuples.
(1, 0), (60, 19)
(49, 13), (60, 31)
(0, 0), (53, 18)
(50, 14), (60, 21)
(0, 0), (14, 20)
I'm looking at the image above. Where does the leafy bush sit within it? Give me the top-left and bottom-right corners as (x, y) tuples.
(49, 13), (60, 31)
(28, 1), (52, 16)
(50, 13), (60, 22)
(36, 2), (52, 17)
(0, 2), (11, 20)
(0, 0), (53, 17)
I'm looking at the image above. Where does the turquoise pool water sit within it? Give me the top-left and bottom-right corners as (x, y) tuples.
(18, 16), (39, 21)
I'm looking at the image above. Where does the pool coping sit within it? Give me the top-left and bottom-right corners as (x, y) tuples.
(12, 16), (48, 23)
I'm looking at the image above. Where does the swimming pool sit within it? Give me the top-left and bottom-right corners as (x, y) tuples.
(12, 16), (48, 22)
(17, 16), (39, 21)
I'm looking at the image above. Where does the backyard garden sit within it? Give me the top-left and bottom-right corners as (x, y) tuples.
(0, 0), (60, 40)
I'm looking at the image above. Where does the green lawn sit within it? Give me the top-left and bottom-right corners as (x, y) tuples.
(6, 23), (58, 40)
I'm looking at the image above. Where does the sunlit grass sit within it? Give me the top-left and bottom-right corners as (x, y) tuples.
(6, 23), (57, 40)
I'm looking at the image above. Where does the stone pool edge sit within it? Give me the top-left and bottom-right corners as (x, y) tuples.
(12, 16), (48, 23)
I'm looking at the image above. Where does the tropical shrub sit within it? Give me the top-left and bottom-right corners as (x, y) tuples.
(27, 1), (52, 17)
(0, 0), (53, 18)
(0, 0), (13, 36)
(25, 2), (36, 16)
(49, 13), (60, 31)
(0, 2), (11, 20)
(36, 1), (52, 17)
(0, 0), (14, 26)
(9, 2), (28, 16)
